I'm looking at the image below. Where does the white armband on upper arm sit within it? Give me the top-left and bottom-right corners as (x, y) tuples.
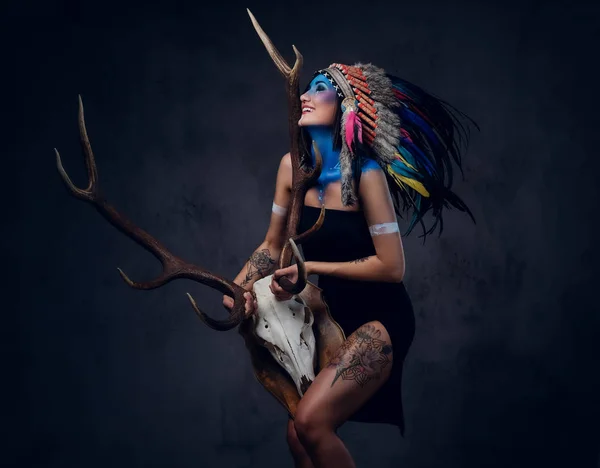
(272, 202), (288, 216)
(368, 221), (399, 236)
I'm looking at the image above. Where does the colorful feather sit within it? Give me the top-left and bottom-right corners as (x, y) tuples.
(383, 73), (478, 239)
(345, 108), (362, 156)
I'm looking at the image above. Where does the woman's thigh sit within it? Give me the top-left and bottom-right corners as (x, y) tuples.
(295, 320), (394, 429)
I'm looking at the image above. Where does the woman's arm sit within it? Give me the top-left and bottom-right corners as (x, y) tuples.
(306, 168), (405, 283)
(234, 241), (281, 289)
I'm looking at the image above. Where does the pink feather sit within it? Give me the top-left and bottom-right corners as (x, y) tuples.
(345, 110), (363, 153)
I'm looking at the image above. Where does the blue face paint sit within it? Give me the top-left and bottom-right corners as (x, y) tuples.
(301, 74), (378, 196)
(304, 74), (338, 104)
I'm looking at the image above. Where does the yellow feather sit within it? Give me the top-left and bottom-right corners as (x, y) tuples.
(386, 165), (430, 197)
(400, 177), (430, 197)
(388, 172), (406, 191)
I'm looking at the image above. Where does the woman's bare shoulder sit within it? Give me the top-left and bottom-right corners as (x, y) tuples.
(279, 152), (292, 172)
(358, 165), (392, 204)
(276, 152), (293, 193)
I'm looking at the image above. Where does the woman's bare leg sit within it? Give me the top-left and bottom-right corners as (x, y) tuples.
(287, 418), (315, 468)
(293, 321), (394, 468)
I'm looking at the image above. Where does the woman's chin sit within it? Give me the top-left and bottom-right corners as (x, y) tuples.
(298, 115), (316, 127)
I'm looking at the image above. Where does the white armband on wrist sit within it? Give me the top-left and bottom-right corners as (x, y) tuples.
(368, 221), (400, 236)
(272, 202), (288, 216)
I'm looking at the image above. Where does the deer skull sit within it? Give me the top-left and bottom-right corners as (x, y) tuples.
(252, 275), (316, 396)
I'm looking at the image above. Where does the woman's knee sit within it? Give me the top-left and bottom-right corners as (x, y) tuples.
(293, 405), (331, 447)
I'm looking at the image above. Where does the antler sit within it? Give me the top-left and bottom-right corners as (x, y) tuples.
(247, 9), (325, 295)
(55, 96), (247, 331)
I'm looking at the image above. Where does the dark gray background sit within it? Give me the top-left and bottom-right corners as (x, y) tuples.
(5, 0), (600, 466)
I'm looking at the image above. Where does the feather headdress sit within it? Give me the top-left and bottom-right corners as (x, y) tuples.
(314, 62), (477, 240)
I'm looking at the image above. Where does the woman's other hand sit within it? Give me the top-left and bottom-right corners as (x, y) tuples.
(269, 265), (298, 301)
(222, 292), (258, 318)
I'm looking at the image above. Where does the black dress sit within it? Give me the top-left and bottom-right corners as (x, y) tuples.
(298, 204), (416, 436)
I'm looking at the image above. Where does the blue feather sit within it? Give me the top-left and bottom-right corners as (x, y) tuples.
(400, 140), (436, 176)
(400, 107), (444, 150)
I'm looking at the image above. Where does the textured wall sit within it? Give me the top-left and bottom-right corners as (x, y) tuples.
(5, 0), (599, 466)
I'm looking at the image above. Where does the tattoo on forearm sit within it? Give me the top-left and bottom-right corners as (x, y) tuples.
(240, 248), (276, 287)
(351, 256), (370, 264)
(327, 324), (393, 388)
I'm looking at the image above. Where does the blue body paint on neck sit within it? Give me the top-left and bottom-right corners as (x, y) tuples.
(306, 126), (341, 187)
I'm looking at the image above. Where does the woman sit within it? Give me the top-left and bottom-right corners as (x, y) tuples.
(223, 62), (475, 468)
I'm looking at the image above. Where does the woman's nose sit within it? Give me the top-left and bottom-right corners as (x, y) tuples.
(300, 92), (310, 102)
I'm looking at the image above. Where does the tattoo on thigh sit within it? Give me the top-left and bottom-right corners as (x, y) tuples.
(241, 249), (276, 287)
(327, 324), (393, 388)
